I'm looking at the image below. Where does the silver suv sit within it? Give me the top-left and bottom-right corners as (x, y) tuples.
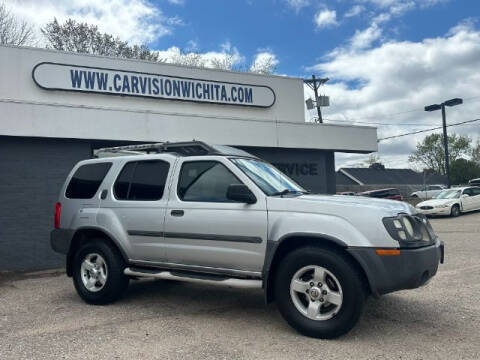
(51, 141), (444, 339)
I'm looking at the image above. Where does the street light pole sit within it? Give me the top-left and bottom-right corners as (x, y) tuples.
(440, 104), (451, 189)
(424, 98), (463, 189)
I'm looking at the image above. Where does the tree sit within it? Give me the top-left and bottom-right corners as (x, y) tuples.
(0, 3), (35, 46)
(41, 18), (159, 61)
(364, 153), (381, 167)
(409, 133), (471, 174)
(472, 139), (480, 163)
(449, 158), (480, 185)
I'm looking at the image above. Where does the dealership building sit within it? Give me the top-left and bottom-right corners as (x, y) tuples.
(0, 45), (377, 271)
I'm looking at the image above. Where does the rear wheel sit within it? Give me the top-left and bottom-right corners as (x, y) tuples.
(274, 246), (366, 339)
(450, 204), (460, 217)
(72, 239), (129, 305)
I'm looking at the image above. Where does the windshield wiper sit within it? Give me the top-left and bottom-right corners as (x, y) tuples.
(271, 189), (310, 196)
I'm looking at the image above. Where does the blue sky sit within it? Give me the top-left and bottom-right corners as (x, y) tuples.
(151, 0), (477, 76)
(7, 0), (480, 168)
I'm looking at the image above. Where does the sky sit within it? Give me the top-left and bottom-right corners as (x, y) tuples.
(5, 0), (480, 169)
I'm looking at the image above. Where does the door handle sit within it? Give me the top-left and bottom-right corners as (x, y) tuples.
(171, 210), (184, 217)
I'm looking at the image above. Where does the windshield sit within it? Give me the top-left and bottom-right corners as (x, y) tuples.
(434, 189), (461, 199)
(230, 158), (306, 196)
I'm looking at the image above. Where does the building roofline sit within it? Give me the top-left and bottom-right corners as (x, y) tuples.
(0, 44), (303, 81)
(339, 168), (364, 185)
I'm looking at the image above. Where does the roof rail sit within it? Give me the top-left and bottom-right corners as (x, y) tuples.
(94, 141), (256, 158)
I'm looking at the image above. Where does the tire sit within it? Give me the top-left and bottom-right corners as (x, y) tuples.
(274, 246), (366, 339)
(450, 204), (460, 217)
(72, 239), (129, 305)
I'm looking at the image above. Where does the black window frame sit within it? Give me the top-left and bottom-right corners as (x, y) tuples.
(65, 162), (112, 200)
(113, 159), (170, 201)
(176, 160), (246, 203)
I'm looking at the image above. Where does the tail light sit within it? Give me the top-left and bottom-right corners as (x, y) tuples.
(54, 202), (61, 229)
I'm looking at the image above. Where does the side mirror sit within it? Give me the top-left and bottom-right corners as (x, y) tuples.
(226, 184), (256, 204)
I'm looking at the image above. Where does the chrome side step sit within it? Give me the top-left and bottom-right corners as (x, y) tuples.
(124, 267), (262, 289)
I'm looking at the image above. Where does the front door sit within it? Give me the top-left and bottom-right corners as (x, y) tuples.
(461, 188), (475, 211)
(163, 158), (268, 274)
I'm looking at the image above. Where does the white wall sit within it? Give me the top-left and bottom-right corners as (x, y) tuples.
(0, 45), (377, 152)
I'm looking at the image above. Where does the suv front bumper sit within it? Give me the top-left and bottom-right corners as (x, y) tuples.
(347, 240), (444, 297)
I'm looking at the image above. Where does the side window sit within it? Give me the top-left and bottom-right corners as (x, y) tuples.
(66, 162), (112, 199)
(178, 161), (242, 202)
(463, 189), (473, 196)
(114, 160), (170, 201)
(470, 188), (480, 196)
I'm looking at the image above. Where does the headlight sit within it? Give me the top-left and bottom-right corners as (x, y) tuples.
(383, 214), (434, 246)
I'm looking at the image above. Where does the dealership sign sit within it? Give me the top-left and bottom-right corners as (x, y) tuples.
(32, 62), (276, 108)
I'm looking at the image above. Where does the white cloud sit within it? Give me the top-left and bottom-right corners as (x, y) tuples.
(285, 0), (310, 12)
(350, 23), (382, 49)
(314, 9), (338, 29)
(345, 5), (365, 18)
(5, 0), (181, 45)
(167, 0), (184, 4)
(156, 41), (245, 69)
(250, 51), (279, 74)
(307, 22), (480, 168)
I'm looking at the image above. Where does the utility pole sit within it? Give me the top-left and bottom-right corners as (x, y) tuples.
(304, 75), (329, 123)
(425, 98), (463, 189)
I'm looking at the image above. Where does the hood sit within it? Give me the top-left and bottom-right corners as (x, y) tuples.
(268, 193), (413, 216)
(417, 198), (457, 207)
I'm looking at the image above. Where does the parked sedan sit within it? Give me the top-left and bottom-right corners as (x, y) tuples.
(416, 186), (480, 217)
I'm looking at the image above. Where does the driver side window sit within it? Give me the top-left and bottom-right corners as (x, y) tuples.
(177, 161), (243, 202)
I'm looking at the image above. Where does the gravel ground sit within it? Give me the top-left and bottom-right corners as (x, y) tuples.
(1, 211), (479, 360)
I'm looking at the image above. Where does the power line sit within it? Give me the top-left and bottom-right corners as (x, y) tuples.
(378, 118), (480, 141)
(324, 118), (438, 126)
(320, 95), (480, 126)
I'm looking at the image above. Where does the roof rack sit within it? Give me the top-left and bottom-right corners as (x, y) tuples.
(94, 141), (256, 158)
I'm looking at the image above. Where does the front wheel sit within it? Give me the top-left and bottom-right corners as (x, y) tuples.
(274, 246), (366, 339)
(450, 204), (460, 217)
(72, 239), (129, 305)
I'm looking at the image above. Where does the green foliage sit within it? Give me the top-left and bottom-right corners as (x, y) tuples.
(41, 18), (159, 62)
(449, 158), (480, 185)
(472, 139), (480, 163)
(409, 133), (472, 174)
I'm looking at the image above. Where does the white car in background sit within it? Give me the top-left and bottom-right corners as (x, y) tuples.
(410, 185), (446, 200)
(416, 187), (480, 217)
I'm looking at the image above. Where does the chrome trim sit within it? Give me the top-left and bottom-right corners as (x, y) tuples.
(124, 268), (262, 289)
(129, 259), (262, 279)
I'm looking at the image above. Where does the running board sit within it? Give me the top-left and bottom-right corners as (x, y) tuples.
(124, 267), (262, 289)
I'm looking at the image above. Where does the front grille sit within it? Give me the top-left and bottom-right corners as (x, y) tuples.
(420, 206), (433, 210)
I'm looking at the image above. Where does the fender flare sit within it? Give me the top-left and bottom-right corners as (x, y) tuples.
(66, 226), (129, 276)
(262, 232), (349, 303)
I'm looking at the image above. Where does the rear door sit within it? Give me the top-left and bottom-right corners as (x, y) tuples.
(99, 157), (174, 263)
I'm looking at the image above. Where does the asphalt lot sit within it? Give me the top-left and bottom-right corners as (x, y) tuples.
(1, 212), (480, 360)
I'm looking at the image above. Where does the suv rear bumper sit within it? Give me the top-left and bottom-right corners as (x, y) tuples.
(50, 229), (74, 255)
(347, 240), (444, 297)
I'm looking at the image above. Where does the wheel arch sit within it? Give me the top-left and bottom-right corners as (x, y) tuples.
(263, 233), (371, 303)
(66, 227), (128, 277)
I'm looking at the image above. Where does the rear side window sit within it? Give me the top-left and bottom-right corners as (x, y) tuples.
(114, 160), (170, 201)
(66, 163), (112, 199)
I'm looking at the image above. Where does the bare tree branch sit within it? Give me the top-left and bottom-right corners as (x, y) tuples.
(0, 3), (35, 46)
